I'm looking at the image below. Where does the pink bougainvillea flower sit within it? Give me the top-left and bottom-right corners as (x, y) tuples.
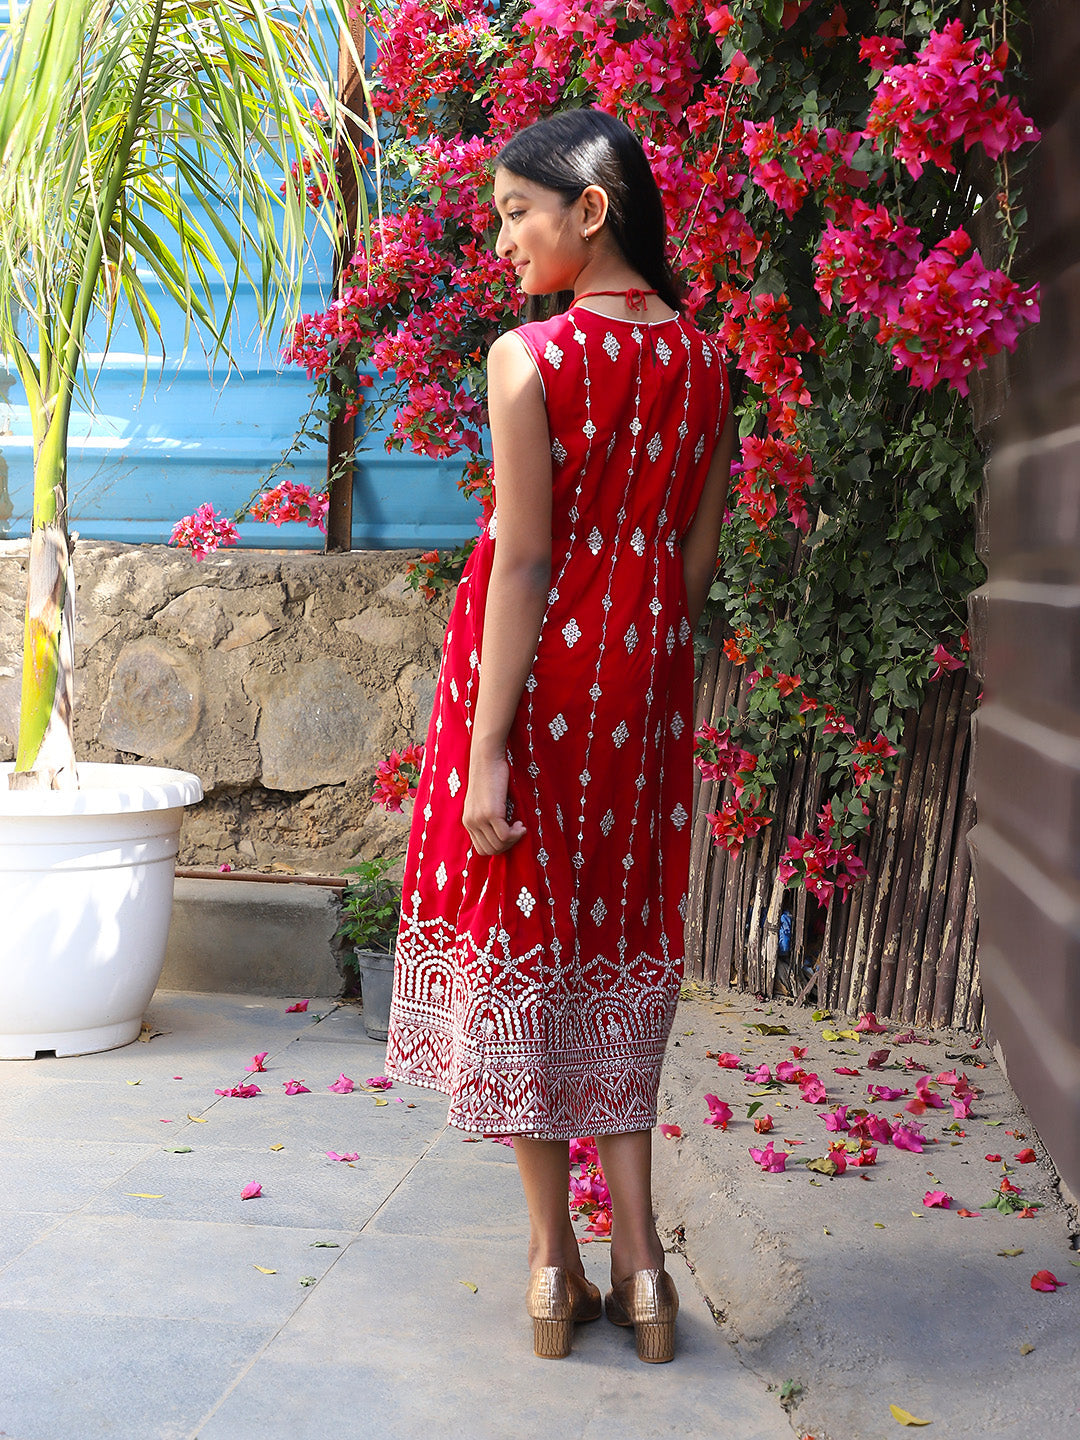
(326, 1151), (360, 1162)
(1030, 1270), (1067, 1292)
(834, 1066), (861, 1076)
(745, 1063), (773, 1084)
(328, 1074), (355, 1094)
(245, 1053), (269, 1073)
(951, 1095), (974, 1119)
(214, 1084), (261, 1098)
(868, 1083), (907, 1102)
(364, 1076), (393, 1090)
(866, 1049), (891, 1070)
(800, 1075), (828, 1104)
(754, 1114), (774, 1134)
(903, 1057), (932, 1073)
(1014, 1148), (1037, 1164)
(985, 1153), (1002, 1162)
(866, 1114), (894, 1144)
(924, 1189), (952, 1208)
(704, 1095), (733, 1130)
(716, 1052), (741, 1068)
(660, 1123), (682, 1139)
(1018, 1206), (1039, 1218)
(749, 1140), (789, 1172)
(956, 1208), (981, 1217)
(892, 1122), (925, 1153)
(936, 1069), (960, 1087)
(240, 1181), (262, 1200)
(856, 1012), (888, 1034)
(853, 1145), (878, 1166)
(723, 49), (759, 86)
(819, 1104), (849, 1132)
(1000, 1177), (1023, 1195)
(585, 1207), (613, 1238)
(775, 1060), (800, 1083)
(285, 1001), (309, 1013)
(283, 1080), (310, 1095)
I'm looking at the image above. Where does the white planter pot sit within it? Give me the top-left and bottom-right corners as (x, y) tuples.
(0, 762), (203, 1059)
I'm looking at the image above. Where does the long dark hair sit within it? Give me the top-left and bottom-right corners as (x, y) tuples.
(495, 109), (684, 318)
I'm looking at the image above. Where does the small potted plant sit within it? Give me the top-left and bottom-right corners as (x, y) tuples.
(337, 857), (402, 1040)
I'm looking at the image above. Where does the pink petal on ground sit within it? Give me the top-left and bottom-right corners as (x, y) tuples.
(328, 1074), (355, 1094)
(924, 1189), (952, 1209)
(749, 1141), (789, 1172)
(800, 1076), (827, 1103)
(745, 1063), (772, 1084)
(866, 1049), (891, 1069)
(790, 1044), (808, 1059)
(951, 1095), (973, 1118)
(716, 1052), (741, 1068)
(853, 1145), (878, 1166)
(754, 1114), (774, 1133)
(240, 1181), (262, 1200)
(326, 1151), (359, 1163)
(286, 1000), (310, 1013)
(1014, 1148), (1037, 1164)
(834, 1066), (861, 1076)
(245, 1053), (268, 1073)
(775, 1060), (799, 1083)
(660, 1124), (682, 1139)
(283, 1080), (310, 1095)
(819, 1105), (849, 1132)
(363, 1076), (393, 1090)
(868, 1084), (907, 1102)
(985, 1153), (1002, 1162)
(892, 1122), (925, 1153)
(1030, 1270), (1067, 1292)
(214, 1084), (261, 1098)
(856, 1012), (887, 1034)
(703, 1095), (733, 1130)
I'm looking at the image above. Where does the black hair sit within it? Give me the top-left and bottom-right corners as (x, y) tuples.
(495, 108), (684, 318)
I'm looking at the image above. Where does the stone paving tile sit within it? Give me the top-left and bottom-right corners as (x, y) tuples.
(195, 1235), (793, 1440)
(81, 1143), (408, 1232)
(363, 1153), (526, 1240)
(0, 1213), (355, 1324)
(0, 1211), (65, 1271)
(0, 1310), (274, 1440)
(0, 1137), (158, 1213)
(424, 1127), (520, 1165)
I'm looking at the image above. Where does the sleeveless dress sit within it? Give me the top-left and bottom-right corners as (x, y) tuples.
(383, 302), (728, 1139)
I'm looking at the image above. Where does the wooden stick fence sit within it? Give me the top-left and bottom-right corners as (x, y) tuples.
(687, 647), (983, 1031)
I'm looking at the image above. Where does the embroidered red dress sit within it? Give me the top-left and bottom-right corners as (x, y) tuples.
(384, 302), (728, 1139)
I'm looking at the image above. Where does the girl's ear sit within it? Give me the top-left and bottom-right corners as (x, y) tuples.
(579, 184), (610, 239)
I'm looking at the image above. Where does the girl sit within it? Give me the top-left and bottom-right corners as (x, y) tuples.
(384, 108), (734, 1364)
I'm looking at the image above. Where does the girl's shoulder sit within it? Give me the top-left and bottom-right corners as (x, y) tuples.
(510, 310), (581, 359)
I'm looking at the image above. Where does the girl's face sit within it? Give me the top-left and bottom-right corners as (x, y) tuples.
(493, 168), (588, 296)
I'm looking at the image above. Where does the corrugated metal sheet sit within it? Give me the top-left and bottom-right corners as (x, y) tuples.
(0, 2), (473, 552)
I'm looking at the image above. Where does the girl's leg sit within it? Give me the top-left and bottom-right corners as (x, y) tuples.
(513, 1137), (585, 1273)
(595, 1129), (667, 1282)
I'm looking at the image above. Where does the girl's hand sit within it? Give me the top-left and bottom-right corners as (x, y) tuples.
(463, 752), (526, 856)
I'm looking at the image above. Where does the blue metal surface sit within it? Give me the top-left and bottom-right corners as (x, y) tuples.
(0, 2), (476, 553)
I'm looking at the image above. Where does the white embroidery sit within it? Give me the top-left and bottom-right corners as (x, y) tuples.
(424, 803), (433, 820)
(602, 332), (620, 362)
(606, 434), (617, 460)
(449, 678), (459, 703)
(671, 713), (685, 738)
(447, 767), (461, 796)
(587, 527), (603, 555)
(549, 713), (568, 740)
(678, 893), (688, 921)
(624, 623), (639, 653)
(678, 419), (688, 438)
(436, 862), (448, 890)
(612, 720), (630, 748)
(548, 587), (560, 604)
(600, 808), (616, 836)
(702, 343), (713, 367)
(487, 512), (497, 538)
(583, 420), (597, 438)
(528, 761), (540, 778)
(537, 848), (549, 866)
(656, 336), (672, 365)
(516, 887), (537, 917)
(573, 851), (585, 869)
(525, 674), (538, 692)
(573, 327), (587, 344)
(630, 417), (642, 435)
(680, 618), (691, 644)
(622, 853), (634, 870)
(630, 527), (646, 556)
(544, 340), (564, 368)
(563, 618), (582, 647)
(635, 773), (646, 790)
(591, 898), (607, 925)
(579, 769), (591, 786)
(694, 435), (705, 462)
(632, 326), (644, 343)
(671, 803), (688, 831)
(646, 434), (662, 462)
(551, 438), (567, 465)
(649, 596), (663, 616)
(666, 626), (676, 655)
(589, 682), (602, 701)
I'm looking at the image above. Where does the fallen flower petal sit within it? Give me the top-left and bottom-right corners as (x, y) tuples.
(889, 1403), (931, 1426)
(819, 1104), (849, 1132)
(659, 1123), (682, 1139)
(364, 1076), (393, 1090)
(856, 1012), (888, 1034)
(956, 1208), (982, 1217)
(868, 1084), (907, 1102)
(283, 1080), (311, 1095)
(892, 1123), (925, 1153)
(745, 1063), (772, 1084)
(754, 1114), (774, 1134)
(853, 1145), (878, 1167)
(985, 1153), (1002, 1162)
(749, 1140), (788, 1172)
(924, 1189), (952, 1209)
(716, 1052), (741, 1068)
(914, 1076), (947, 1108)
(326, 1151), (360, 1162)
(1030, 1270), (1067, 1292)
(245, 1053), (269, 1073)
(789, 1044), (808, 1059)
(703, 1095), (733, 1130)
(800, 1075), (828, 1103)
(240, 1181), (262, 1200)
(950, 1095), (974, 1118)
(214, 1084), (261, 1098)
(1018, 1206), (1039, 1218)
(328, 1074), (355, 1094)
(866, 1049), (891, 1070)
(1000, 1177), (1023, 1194)
(834, 1066), (861, 1076)
(285, 1000), (310, 1012)
(1014, 1148), (1037, 1164)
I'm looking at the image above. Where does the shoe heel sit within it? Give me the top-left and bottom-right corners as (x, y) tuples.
(635, 1318), (676, 1364)
(533, 1315), (573, 1359)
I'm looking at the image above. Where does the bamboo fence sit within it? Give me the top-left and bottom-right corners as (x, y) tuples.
(687, 641), (983, 1031)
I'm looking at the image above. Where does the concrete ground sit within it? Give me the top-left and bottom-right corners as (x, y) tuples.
(0, 988), (1076, 1440)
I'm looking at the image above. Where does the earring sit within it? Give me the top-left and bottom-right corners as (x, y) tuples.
(582, 231), (590, 241)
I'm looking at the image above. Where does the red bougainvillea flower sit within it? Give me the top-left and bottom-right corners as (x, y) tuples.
(169, 502), (240, 561)
(660, 1123), (682, 1139)
(372, 742), (426, 813)
(856, 1012), (888, 1034)
(716, 1052), (742, 1068)
(245, 1053), (269, 1073)
(790, 1044), (807, 1059)
(327, 1074), (355, 1094)
(240, 1181), (262, 1200)
(283, 1080), (310, 1095)
(866, 1049), (891, 1069)
(749, 1140), (788, 1172)
(985, 1153), (1002, 1162)
(853, 1145), (878, 1167)
(1030, 1271), (1067, 1292)
(956, 1208), (981, 1217)
(834, 1066), (861, 1076)
(754, 1114), (774, 1134)
(929, 642), (965, 680)
(1000, 1177), (1023, 1195)
(924, 1189), (952, 1208)
(285, 1001), (309, 1013)
(1014, 1148), (1037, 1164)
(704, 1095), (734, 1130)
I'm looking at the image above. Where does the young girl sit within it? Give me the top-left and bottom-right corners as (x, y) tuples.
(384, 108), (733, 1364)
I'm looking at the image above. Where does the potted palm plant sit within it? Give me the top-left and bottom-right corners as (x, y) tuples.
(0, 0), (370, 1057)
(337, 857), (402, 1040)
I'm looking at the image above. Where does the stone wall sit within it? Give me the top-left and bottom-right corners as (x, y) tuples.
(0, 540), (447, 872)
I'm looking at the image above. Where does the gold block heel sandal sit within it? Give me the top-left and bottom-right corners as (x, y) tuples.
(525, 1267), (602, 1359)
(605, 1269), (679, 1363)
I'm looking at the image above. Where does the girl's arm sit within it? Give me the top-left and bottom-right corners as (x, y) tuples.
(462, 331), (553, 857)
(680, 408), (735, 626)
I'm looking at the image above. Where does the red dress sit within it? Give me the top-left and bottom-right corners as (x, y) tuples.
(384, 302), (728, 1139)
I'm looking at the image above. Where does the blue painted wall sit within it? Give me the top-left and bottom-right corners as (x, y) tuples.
(0, 3), (474, 552)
